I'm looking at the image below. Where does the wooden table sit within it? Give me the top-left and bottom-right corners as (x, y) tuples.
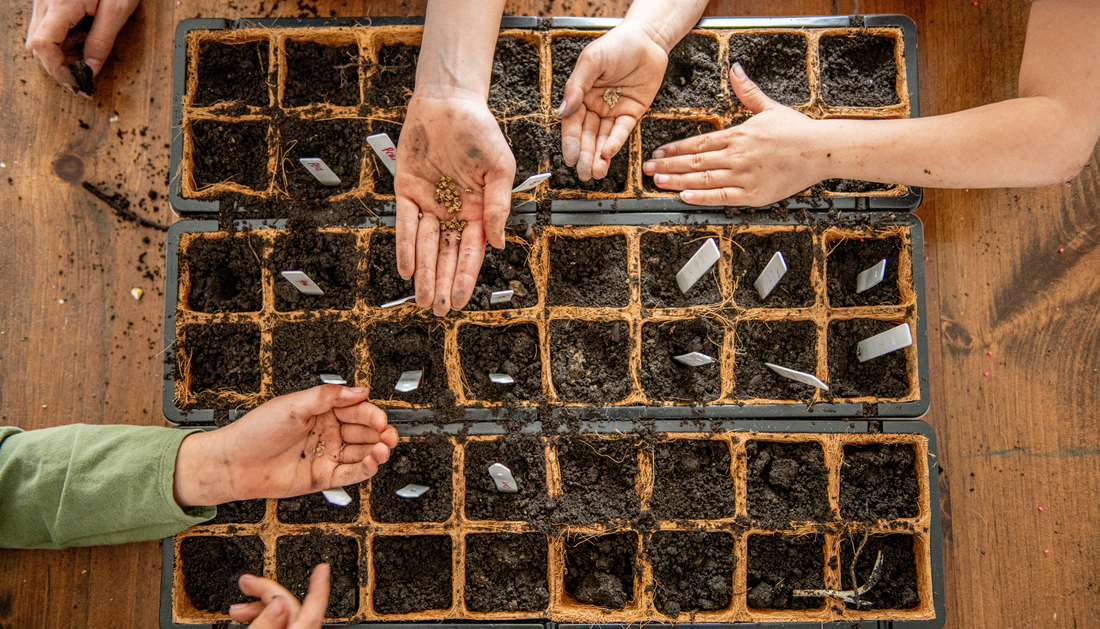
(1, 1), (1096, 627)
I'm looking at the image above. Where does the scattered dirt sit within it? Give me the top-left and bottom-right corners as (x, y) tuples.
(550, 35), (594, 106)
(369, 436), (454, 523)
(652, 34), (723, 112)
(651, 439), (735, 520)
(283, 40), (359, 107)
(464, 239), (538, 311)
(181, 234), (263, 313)
(193, 40), (270, 107)
(366, 44), (419, 109)
(372, 535), (453, 614)
(564, 532), (637, 609)
(458, 323), (543, 402)
(746, 440), (831, 527)
(182, 323), (261, 402)
(465, 533), (550, 612)
(827, 319), (909, 399)
(489, 36), (542, 115)
(191, 120), (271, 191)
(81, 182), (169, 231)
(269, 230), (360, 311)
(547, 235), (629, 307)
(277, 483), (362, 523)
(826, 236), (902, 307)
(364, 230), (413, 306)
(639, 318), (723, 403)
(839, 534), (919, 609)
(207, 499), (266, 525)
(181, 536), (263, 613)
(640, 230), (723, 307)
(272, 318), (358, 395)
(276, 533), (359, 617)
(501, 118), (550, 189)
(463, 435), (547, 521)
(822, 178), (892, 193)
(840, 444), (919, 520)
(640, 119), (720, 192)
(819, 34), (900, 107)
(650, 531), (734, 616)
(556, 438), (639, 524)
(278, 117), (367, 199)
(549, 320), (632, 404)
(366, 321), (452, 407)
(746, 534), (825, 610)
(368, 119), (402, 195)
(733, 320), (818, 400)
(732, 230), (816, 309)
(549, 124), (629, 192)
(727, 33), (810, 107)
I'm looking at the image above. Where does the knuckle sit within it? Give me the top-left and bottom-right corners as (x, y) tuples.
(689, 153), (703, 170)
(700, 170), (713, 187)
(691, 135), (707, 153)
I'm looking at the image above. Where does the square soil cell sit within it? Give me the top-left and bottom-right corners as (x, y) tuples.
(727, 33), (810, 107)
(733, 320), (818, 400)
(363, 230), (413, 306)
(822, 178), (893, 194)
(555, 438), (639, 524)
(457, 324), (543, 402)
(731, 230), (816, 309)
(489, 36), (541, 116)
(190, 120), (270, 191)
(366, 43), (419, 109)
(368, 119), (402, 195)
(182, 323), (261, 397)
(277, 482), (362, 524)
(549, 320), (632, 404)
(546, 235), (629, 307)
(181, 234), (263, 313)
(193, 40), (270, 107)
(180, 535), (264, 613)
(651, 33), (723, 112)
(278, 117), (367, 199)
(746, 534), (825, 610)
(549, 123), (629, 193)
(840, 443), (920, 521)
(206, 499), (266, 525)
(746, 440), (831, 527)
(839, 534), (920, 609)
(649, 531), (734, 616)
(500, 118), (551, 190)
(827, 318), (910, 399)
(372, 535), (453, 614)
(550, 34), (598, 106)
(819, 33), (900, 107)
(271, 319), (358, 395)
(276, 533), (360, 617)
(640, 318), (723, 403)
(826, 235), (903, 307)
(464, 533), (550, 613)
(283, 40), (360, 108)
(463, 239), (538, 311)
(369, 435), (454, 523)
(651, 439), (735, 520)
(640, 119), (721, 193)
(640, 230), (722, 308)
(463, 435), (547, 521)
(270, 230), (360, 311)
(564, 532), (637, 609)
(366, 321), (451, 407)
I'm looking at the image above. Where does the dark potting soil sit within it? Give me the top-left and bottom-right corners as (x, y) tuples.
(564, 532), (637, 609)
(550, 35), (596, 107)
(651, 34), (723, 112)
(822, 178), (893, 193)
(464, 435), (547, 521)
(369, 436), (454, 523)
(840, 443), (920, 521)
(364, 230), (413, 306)
(183, 323), (261, 399)
(501, 118), (551, 189)
(549, 124), (629, 193)
(276, 533), (359, 617)
(180, 535), (263, 613)
(182, 234), (263, 313)
(746, 534), (825, 610)
(207, 499), (266, 525)
(278, 117), (367, 199)
(746, 440), (831, 527)
(464, 533), (550, 612)
(365, 321), (451, 407)
(547, 235), (629, 307)
(651, 439), (735, 520)
(193, 40), (270, 107)
(489, 36), (541, 116)
(649, 531), (734, 616)
(271, 319), (359, 395)
(839, 534), (919, 609)
(639, 318), (723, 403)
(733, 320), (818, 400)
(732, 230), (816, 309)
(549, 320), (632, 404)
(640, 230), (722, 308)
(819, 34), (900, 107)
(458, 324), (543, 402)
(372, 535), (452, 614)
(283, 40), (359, 108)
(366, 43), (418, 109)
(827, 319), (909, 399)
(727, 33), (810, 107)
(640, 119), (720, 193)
(368, 119), (401, 195)
(277, 482), (362, 523)
(464, 240), (538, 311)
(71, 60), (94, 95)
(826, 235), (902, 307)
(190, 120), (270, 191)
(556, 438), (639, 524)
(270, 230), (360, 311)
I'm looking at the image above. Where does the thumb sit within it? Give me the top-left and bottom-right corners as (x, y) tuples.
(559, 44), (603, 117)
(730, 63), (778, 115)
(248, 597), (289, 629)
(83, 0), (138, 75)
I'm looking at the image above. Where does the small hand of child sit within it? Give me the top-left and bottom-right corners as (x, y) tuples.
(230, 564), (330, 629)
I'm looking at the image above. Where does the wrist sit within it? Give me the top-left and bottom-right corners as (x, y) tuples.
(173, 430), (234, 507)
(619, 18), (675, 55)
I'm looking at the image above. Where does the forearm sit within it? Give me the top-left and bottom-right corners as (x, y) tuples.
(416, 0), (507, 98)
(622, 0), (709, 53)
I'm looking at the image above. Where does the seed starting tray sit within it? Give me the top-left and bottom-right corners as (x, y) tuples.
(168, 15), (921, 215)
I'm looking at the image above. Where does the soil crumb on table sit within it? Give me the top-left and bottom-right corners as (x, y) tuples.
(651, 33), (723, 112)
(819, 33), (900, 107)
(840, 443), (920, 520)
(649, 531), (734, 616)
(727, 32), (810, 107)
(651, 439), (735, 520)
(555, 438), (639, 524)
(547, 235), (629, 307)
(564, 532), (637, 609)
(549, 320), (632, 404)
(193, 40), (269, 107)
(827, 318), (910, 399)
(465, 533), (550, 612)
(746, 534), (825, 610)
(640, 318), (723, 403)
(276, 533), (360, 617)
(372, 535), (453, 614)
(370, 436), (454, 523)
(839, 534), (920, 609)
(182, 234), (263, 313)
(464, 435), (547, 521)
(284, 40), (359, 107)
(181, 536), (263, 613)
(746, 440), (831, 527)
(458, 323), (543, 402)
(733, 320), (818, 400)
(639, 229), (722, 306)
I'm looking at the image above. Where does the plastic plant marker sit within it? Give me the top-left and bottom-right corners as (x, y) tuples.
(280, 271), (324, 295)
(488, 463), (519, 493)
(857, 323), (913, 363)
(511, 172), (551, 193)
(394, 370), (423, 392)
(754, 251), (788, 299)
(298, 158), (341, 186)
(488, 373), (515, 385)
(319, 374), (347, 385)
(320, 487), (353, 507)
(675, 237), (721, 293)
(380, 295), (415, 309)
(490, 289), (514, 304)
(395, 484), (430, 499)
(765, 362), (830, 390)
(366, 133), (397, 175)
(673, 352), (715, 367)
(856, 259), (888, 293)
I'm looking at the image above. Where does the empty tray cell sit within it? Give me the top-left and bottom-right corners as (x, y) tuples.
(181, 323), (261, 401)
(639, 318), (723, 403)
(370, 436), (454, 523)
(364, 230), (413, 306)
(464, 533), (550, 613)
(463, 435), (547, 521)
(549, 320), (631, 404)
(827, 318), (911, 399)
(826, 234), (903, 307)
(650, 531), (734, 617)
(839, 534), (920, 610)
(500, 118), (550, 190)
(727, 32), (810, 107)
(556, 437), (639, 524)
(651, 32), (723, 112)
(640, 118), (722, 192)
(368, 119), (402, 195)
(276, 533), (360, 617)
(731, 229), (816, 309)
(366, 321), (450, 406)
(180, 535), (264, 613)
(192, 39), (269, 107)
(640, 230), (723, 308)
(651, 439), (735, 520)
(278, 118), (368, 199)
(821, 177), (893, 194)
(458, 323), (543, 402)
(206, 499), (266, 525)
(840, 443), (920, 520)
(819, 33), (900, 107)
(489, 35), (542, 116)
(190, 120), (271, 191)
(746, 533), (825, 610)
(464, 239), (538, 311)
(550, 33), (600, 107)
(180, 233), (263, 313)
(367, 43), (419, 109)
(271, 318), (359, 395)
(746, 440), (831, 527)
(547, 234), (628, 307)
(549, 123), (629, 194)
(372, 535), (453, 614)
(270, 230), (359, 311)
(563, 532), (637, 609)
(283, 39), (360, 107)
(733, 320), (818, 401)
(277, 482), (362, 524)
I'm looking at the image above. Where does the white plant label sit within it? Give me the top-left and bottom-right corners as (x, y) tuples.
(489, 373), (515, 385)
(490, 289), (514, 304)
(856, 259), (888, 294)
(488, 463), (519, 493)
(394, 370), (423, 393)
(511, 172), (551, 193)
(321, 487), (353, 507)
(395, 484), (430, 499)
(673, 352), (715, 367)
(299, 158), (341, 186)
(765, 363), (830, 390)
(754, 251), (788, 300)
(676, 237), (721, 293)
(381, 295), (415, 309)
(281, 271), (324, 295)
(856, 323), (913, 363)
(319, 374), (347, 385)
(366, 133), (398, 175)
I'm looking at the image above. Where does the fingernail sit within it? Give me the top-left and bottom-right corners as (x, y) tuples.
(681, 191), (694, 201)
(557, 99), (567, 115)
(655, 174), (669, 184)
(652, 149), (666, 159)
(241, 574), (255, 582)
(732, 62), (746, 79)
(317, 563), (331, 576)
(85, 58), (103, 76)
(350, 386), (366, 393)
(643, 161), (656, 174)
(230, 604), (247, 612)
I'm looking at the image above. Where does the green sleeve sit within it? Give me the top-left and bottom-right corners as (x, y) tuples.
(0, 425), (217, 549)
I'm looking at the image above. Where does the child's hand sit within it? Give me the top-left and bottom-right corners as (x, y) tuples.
(230, 564), (329, 629)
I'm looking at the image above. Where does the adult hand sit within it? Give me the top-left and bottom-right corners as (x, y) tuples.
(25, 0), (139, 92)
(230, 564), (330, 629)
(395, 88), (515, 316)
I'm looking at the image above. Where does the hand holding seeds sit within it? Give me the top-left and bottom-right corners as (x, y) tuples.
(230, 564), (329, 629)
(25, 0), (140, 93)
